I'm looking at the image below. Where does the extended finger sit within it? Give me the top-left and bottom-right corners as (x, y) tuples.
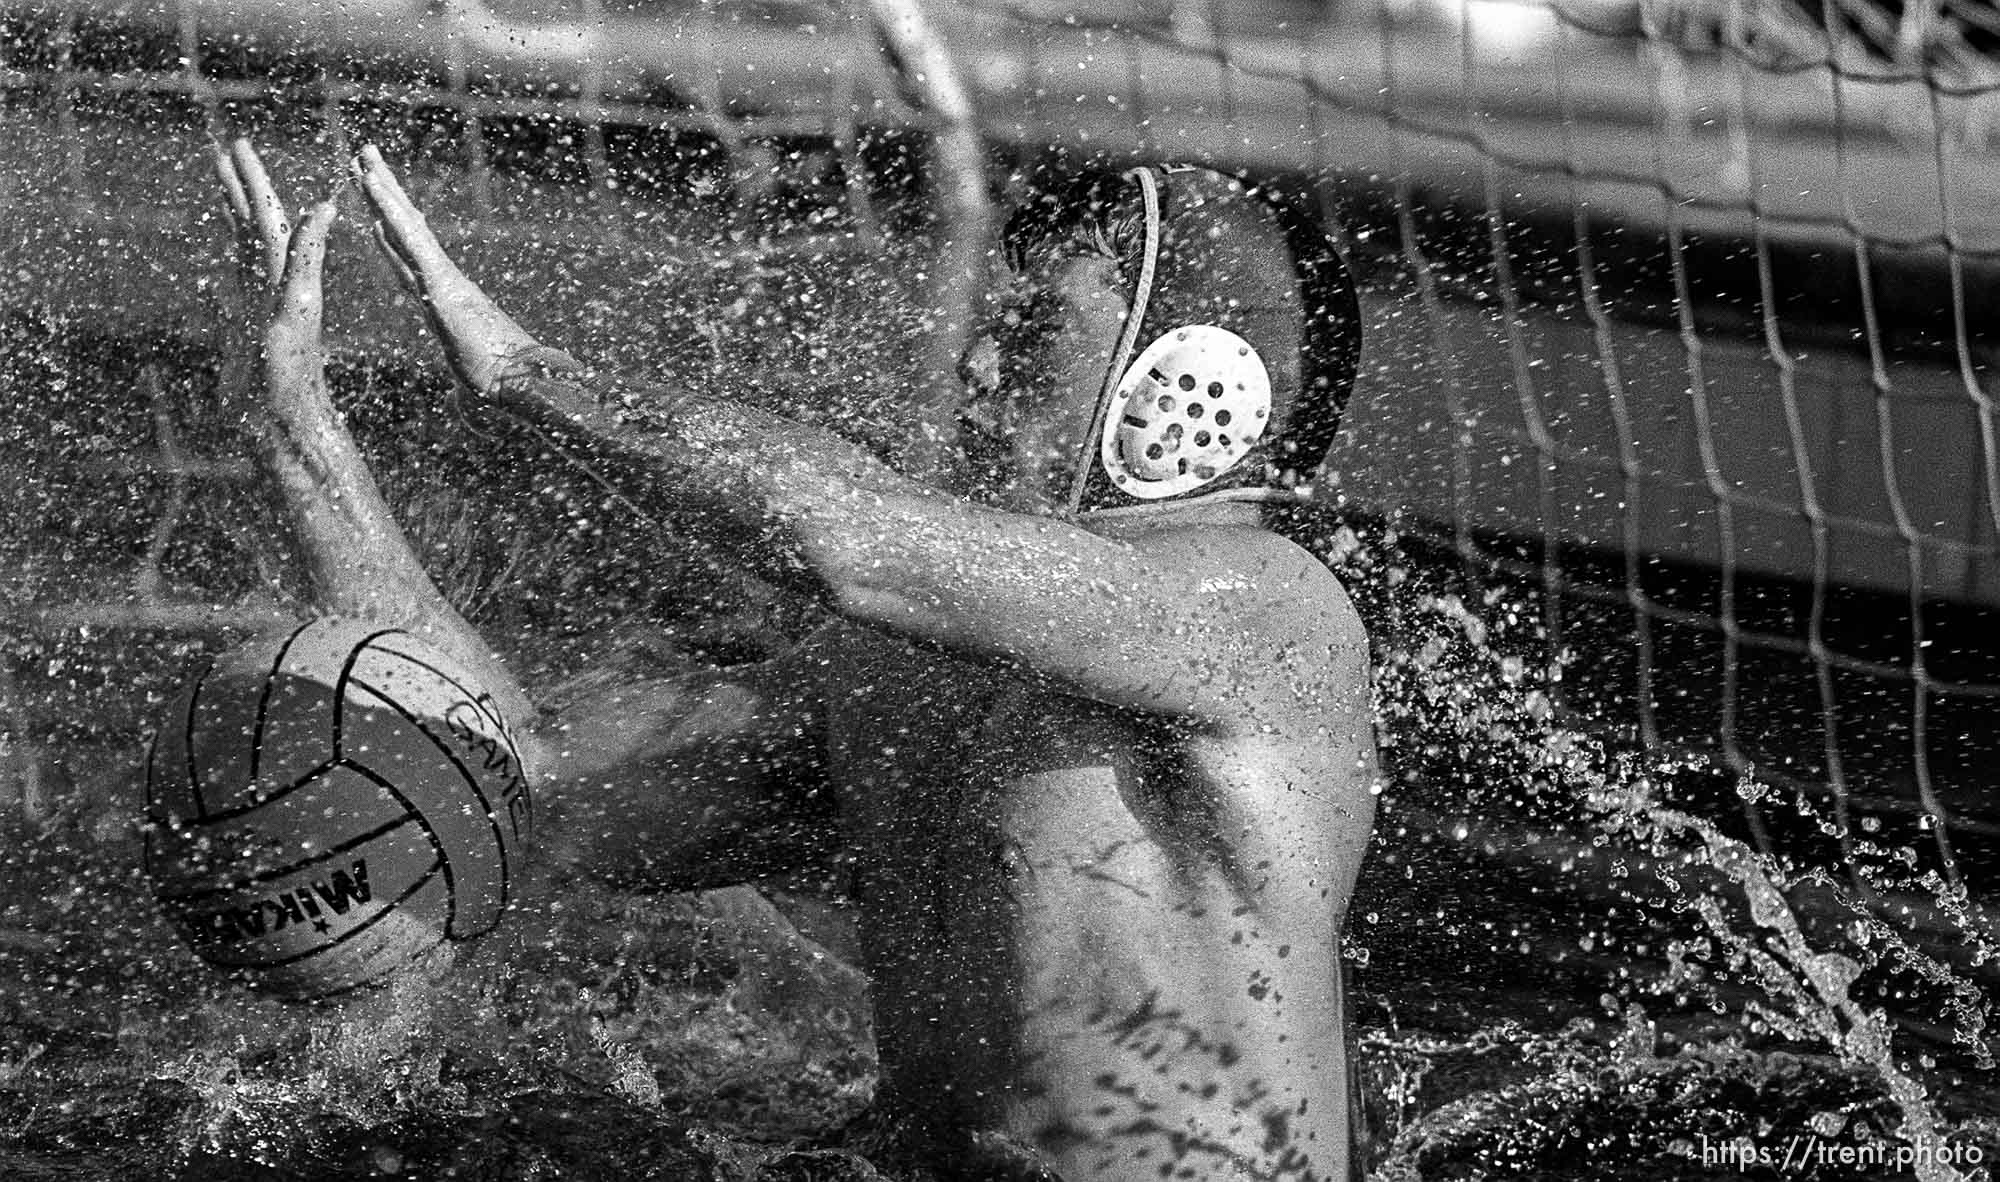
(371, 220), (421, 297)
(275, 202), (338, 343)
(210, 138), (267, 287)
(211, 137), (252, 236)
(350, 145), (459, 297)
(370, 218), (454, 359)
(230, 137), (291, 285)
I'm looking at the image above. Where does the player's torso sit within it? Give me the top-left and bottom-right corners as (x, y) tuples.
(816, 623), (1145, 1058)
(813, 621), (1357, 1182)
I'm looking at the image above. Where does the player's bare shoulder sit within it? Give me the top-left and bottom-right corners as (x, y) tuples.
(1123, 520), (1370, 727)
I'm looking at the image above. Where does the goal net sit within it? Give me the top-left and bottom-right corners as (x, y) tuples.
(3, 0), (1996, 942)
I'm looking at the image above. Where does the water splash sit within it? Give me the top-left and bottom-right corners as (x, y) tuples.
(1345, 531), (1998, 1176)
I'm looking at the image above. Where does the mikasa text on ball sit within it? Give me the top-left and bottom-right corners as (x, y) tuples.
(145, 617), (532, 1001)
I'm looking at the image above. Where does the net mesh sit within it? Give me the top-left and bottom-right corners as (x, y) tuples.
(3, 0), (1998, 914)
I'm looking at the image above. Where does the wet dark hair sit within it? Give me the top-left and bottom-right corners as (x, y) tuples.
(1002, 163), (1362, 513)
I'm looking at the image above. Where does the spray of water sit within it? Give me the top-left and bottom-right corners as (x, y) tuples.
(1340, 524), (1996, 1177)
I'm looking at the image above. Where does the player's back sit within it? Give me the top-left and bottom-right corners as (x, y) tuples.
(814, 600), (1367, 1182)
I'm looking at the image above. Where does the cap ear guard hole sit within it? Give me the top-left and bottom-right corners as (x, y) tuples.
(1214, 409), (1231, 426)
(1207, 381), (1224, 398)
(1187, 402), (1204, 419)
(1177, 374), (1196, 391)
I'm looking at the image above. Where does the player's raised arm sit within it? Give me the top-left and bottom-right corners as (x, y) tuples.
(211, 139), (537, 740)
(354, 148), (1359, 727)
(215, 140), (850, 897)
(349, 144), (921, 502)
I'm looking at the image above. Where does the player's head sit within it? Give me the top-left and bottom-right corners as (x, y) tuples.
(959, 164), (1361, 519)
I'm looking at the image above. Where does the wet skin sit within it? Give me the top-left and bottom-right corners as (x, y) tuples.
(341, 146), (1381, 1181)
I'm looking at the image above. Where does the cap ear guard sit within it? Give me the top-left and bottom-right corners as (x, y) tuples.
(1100, 325), (1271, 500)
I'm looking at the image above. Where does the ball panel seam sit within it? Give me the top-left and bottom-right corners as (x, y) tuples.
(343, 757), (464, 939)
(195, 756), (343, 824)
(331, 626), (411, 763)
(181, 658), (217, 822)
(246, 620), (314, 798)
(357, 640), (530, 842)
(345, 674), (514, 925)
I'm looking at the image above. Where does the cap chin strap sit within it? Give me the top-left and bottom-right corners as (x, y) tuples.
(1061, 167), (1161, 521)
(1073, 484), (1306, 522)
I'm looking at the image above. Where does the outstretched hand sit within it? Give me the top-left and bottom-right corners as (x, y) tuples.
(207, 138), (542, 738)
(213, 135), (296, 294)
(350, 145), (573, 398)
(212, 137), (339, 408)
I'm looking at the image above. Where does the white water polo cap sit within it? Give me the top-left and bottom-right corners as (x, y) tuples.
(1100, 324), (1272, 499)
(1000, 161), (1362, 518)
